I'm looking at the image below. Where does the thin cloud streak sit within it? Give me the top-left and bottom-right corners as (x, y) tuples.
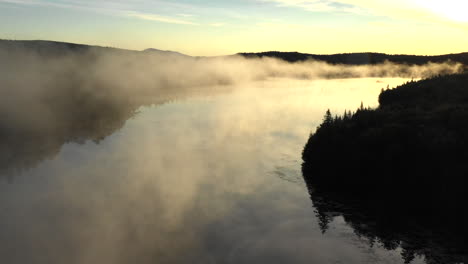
(0, 0), (129, 15)
(126, 12), (198, 25)
(0, 1), (190, 21)
(261, 0), (351, 13)
(0, 0), (216, 26)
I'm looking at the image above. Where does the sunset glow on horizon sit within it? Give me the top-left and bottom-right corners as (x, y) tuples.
(1, 0), (467, 56)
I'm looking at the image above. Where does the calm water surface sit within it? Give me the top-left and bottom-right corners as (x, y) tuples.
(1, 78), (424, 264)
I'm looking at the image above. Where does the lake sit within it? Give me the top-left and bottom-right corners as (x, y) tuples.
(0, 77), (430, 264)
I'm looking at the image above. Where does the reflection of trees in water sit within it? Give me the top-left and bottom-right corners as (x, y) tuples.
(0, 95), (138, 176)
(303, 179), (468, 264)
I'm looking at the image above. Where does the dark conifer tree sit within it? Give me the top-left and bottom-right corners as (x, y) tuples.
(322, 109), (333, 126)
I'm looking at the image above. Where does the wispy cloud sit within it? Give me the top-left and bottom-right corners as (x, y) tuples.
(126, 12), (198, 25)
(0, 0), (33, 4)
(261, 0), (468, 26)
(0, 0), (127, 14)
(0, 0), (199, 26)
(261, 0), (346, 12)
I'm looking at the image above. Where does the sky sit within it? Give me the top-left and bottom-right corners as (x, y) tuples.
(0, 0), (467, 56)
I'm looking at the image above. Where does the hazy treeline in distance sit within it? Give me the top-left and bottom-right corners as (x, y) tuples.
(302, 73), (468, 263)
(0, 39), (465, 174)
(240, 51), (468, 66)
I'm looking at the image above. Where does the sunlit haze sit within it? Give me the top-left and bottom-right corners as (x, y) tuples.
(2, 0), (468, 263)
(1, 0), (467, 55)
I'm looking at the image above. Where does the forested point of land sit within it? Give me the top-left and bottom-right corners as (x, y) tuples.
(303, 73), (468, 201)
(302, 73), (468, 263)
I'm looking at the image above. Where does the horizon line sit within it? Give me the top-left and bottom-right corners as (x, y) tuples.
(2, 38), (468, 58)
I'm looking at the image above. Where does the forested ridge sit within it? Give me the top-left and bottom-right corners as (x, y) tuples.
(240, 51), (468, 66)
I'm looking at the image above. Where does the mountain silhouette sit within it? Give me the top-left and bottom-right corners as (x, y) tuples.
(143, 48), (189, 57)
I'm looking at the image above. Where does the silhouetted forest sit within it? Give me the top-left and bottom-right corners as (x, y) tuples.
(240, 51), (468, 66)
(302, 73), (468, 263)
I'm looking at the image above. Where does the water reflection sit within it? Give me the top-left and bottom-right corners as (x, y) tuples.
(0, 76), (230, 176)
(304, 172), (468, 264)
(1, 78), (419, 264)
(0, 96), (136, 176)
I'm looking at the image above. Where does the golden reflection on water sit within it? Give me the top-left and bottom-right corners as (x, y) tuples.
(0, 78), (422, 264)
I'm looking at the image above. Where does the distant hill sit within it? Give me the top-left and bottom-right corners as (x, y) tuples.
(0, 39), (125, 57)
(0, 39), (187, 57)
(3, 40), (468, 66)
(239, 51), (468, 66)
(143, 48), (189, 57)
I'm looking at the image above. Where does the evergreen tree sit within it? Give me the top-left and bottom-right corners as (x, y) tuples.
(323, 109), (333, 126)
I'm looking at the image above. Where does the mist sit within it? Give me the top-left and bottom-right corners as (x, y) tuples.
(1, 46), (463, 126)
(0, 78), (415, 264)
(0, 44), (463, 173)
(2, 42), (459, 263)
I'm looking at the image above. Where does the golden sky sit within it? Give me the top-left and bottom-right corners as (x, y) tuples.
(1, 0), (467, 55)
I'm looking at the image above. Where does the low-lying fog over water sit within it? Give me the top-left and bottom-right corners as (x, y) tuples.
(3, 43), (465, 264)
(1, 76), (431, 264)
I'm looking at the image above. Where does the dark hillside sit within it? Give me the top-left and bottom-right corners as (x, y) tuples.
(0, 39), (107, 57)
(302, 73), (468, 263)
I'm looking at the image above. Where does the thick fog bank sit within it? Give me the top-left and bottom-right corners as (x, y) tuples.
(0, 45), (463, 173)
